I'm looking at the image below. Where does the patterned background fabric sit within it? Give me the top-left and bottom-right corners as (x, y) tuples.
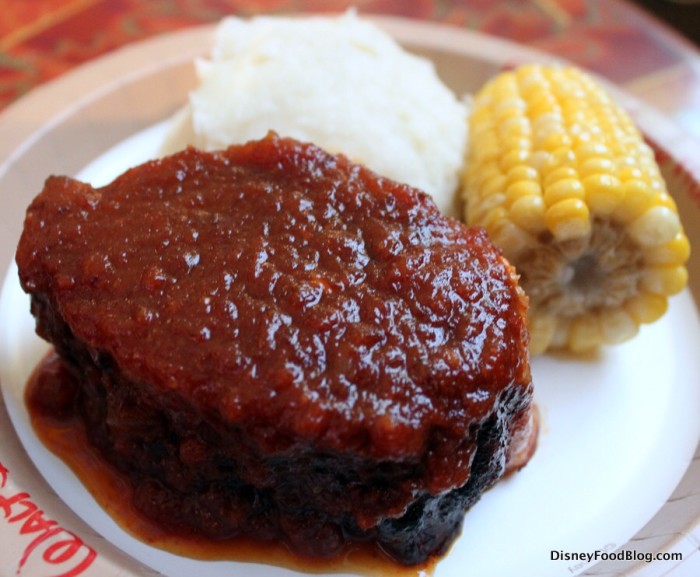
(1, 0), (699, 139)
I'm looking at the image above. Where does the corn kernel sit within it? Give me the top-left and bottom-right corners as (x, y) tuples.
(499, 148), (530, 172)
(516, 65), (547, 95)
(624, 292), (668, 324)
(544, 177), (585, 206)
(636, 140), (657, 161)
(545, 198), (591, 241)
(510, 195), (547, 234)
(533, 147), (576, 177)
(580, 157), (616, 177)
(468, 160), (501, 191)
(480, 174), (508, 198)
(528, 313), (557, 355)
(618, 163), (644, 181)
(644, 233), (691, 266)
(628, 205), (682, 248)
(494, 98), (527, 121)
(505, 164), (539, 185)
(600, 309), (639, 344)
(549, 320), (570, 350)
(568, 314), (602, 352)
(501, 135), (532, 152)
(657, 190), (678, 211)
(468, 192), (506, 225)
(490, 220), (534, 258)
(472, 132), (501, 164)
(527, 150), (554, 173)
(547, 147), (577, 172)
(532, 112), (564, 142)
(612, 179), (657, 223)
(543, 166), (578, 188)
(482, 206), (508, 230)
(470, 106), (493, 132)
(528, 92), (559, 118)
(583, 173), (624, 216)
(575, 142), (610, 161)
(640, 265), (688, 296)
(498, 115), (531, 138)
(506, 180), (542, 206)
(538, 132), (571, 152)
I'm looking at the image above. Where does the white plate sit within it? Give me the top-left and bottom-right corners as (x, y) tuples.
(1, 17), (700, 577)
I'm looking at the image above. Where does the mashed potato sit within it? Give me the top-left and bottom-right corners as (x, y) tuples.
(161, 11), (468, 217)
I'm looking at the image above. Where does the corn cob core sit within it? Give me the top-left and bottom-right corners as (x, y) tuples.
(463, 64), (689, 354)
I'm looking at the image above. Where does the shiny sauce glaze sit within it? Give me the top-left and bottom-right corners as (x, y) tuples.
(18, 133), (530, 468)
(18, 133), (533, 566)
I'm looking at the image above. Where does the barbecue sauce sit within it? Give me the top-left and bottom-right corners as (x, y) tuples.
(26, 350), (438, 577)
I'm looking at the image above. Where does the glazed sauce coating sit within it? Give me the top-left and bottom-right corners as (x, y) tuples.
(17, 133), (534, 564)
(18, 134), (529, 465)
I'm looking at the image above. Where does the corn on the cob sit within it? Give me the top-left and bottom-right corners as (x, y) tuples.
(463, 64), (689, 354)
